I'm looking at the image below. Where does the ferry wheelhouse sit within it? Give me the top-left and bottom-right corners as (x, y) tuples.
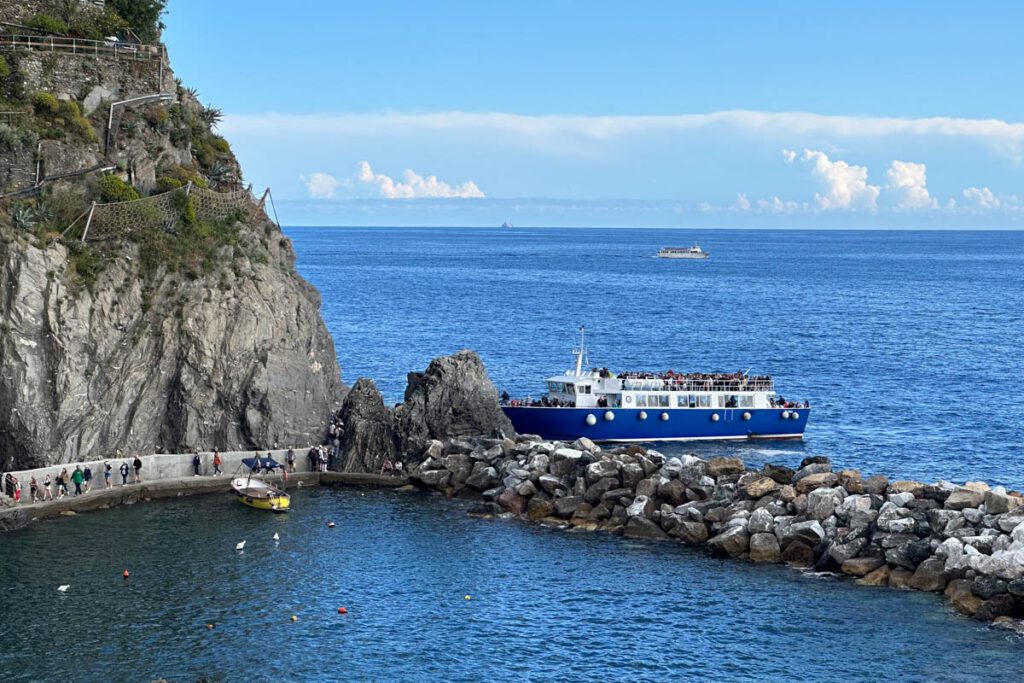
(501, 330), (810, 442)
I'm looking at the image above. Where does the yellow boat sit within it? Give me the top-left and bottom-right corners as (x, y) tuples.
(231, 456), (290, 512)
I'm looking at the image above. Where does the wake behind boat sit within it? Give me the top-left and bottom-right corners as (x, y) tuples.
(230, 456), (290, 512)
(501, 328), (810, 442)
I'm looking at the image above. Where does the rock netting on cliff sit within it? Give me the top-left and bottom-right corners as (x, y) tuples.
(407, 437), (1024, 627)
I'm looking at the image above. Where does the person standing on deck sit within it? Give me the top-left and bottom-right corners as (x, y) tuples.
(57, 469), (69, 498)
(212, 451), (222, 476)
(104, 461), (112, 489)
(192, 452), (201, 476)
(286, 447), (296, 473)
(132, 456), (142, 483)
(119, 461), (129, 486)
(41, 473), (53, 500)
(83, 465), (92, 492)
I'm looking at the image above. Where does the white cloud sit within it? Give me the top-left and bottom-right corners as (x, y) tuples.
(356, 161), (485, 199)
(782, 149), (797, 164)
(734, 193), (751, 211)
(302, 171), (340, 199)
(886, 160), (937, 210)
(798, 149), (880, 211)
(960, 186), (1021, 212)
(224, 109), (1024, 162)
(756, 196), (804, 214)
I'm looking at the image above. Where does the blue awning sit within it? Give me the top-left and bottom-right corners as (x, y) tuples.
(241, 456), (282, 470)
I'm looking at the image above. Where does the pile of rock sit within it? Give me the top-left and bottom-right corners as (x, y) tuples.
(411, 434), (1024, 626)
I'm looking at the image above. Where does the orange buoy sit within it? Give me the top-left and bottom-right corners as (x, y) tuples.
(123, 570), (130, 579)
(337, 607), (347, 614)
(206, 623), (214, 630)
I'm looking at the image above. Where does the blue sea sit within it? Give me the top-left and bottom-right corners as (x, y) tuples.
(294, 227), (1024, 488)
(1, 227), (1022, 682)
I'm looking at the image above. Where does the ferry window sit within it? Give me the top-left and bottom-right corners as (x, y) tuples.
(738, 395), (754, 408)
(579, 385), (591, 394)
(688, 394), (697, 408)
(658, 395), (670, 407)
(637, 395), (647, 407)
(677, 395), (687, 407)
(567, 384), (576, 394)
(698, 395), (711, 407)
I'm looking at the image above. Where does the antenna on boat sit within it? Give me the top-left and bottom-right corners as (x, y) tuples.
(573, 325), (587, 376)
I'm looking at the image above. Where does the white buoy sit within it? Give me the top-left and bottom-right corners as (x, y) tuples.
(272, 533), (279, 541)
(742, 412), (751, 421)
(638, 411), (648, 421)
(585, 414), (597, 426)
(710, 413), (720, 422)
(660, 412), (669, 421)
(57, 585), (70, 593)
(235, 541), (246, 551)
(791, 411), (800, 420)
(604, 410), (615, 422)
(781, 411), (790, 419)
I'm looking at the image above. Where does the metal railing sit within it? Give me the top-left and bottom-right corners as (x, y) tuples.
(0, 34), (162, 61)
(621, 378), (775, 392)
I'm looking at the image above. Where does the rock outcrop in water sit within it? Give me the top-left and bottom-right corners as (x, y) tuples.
(334, 350), (513, 474)
(406, 436), (1024, 627)
(0, 0), (344, 468)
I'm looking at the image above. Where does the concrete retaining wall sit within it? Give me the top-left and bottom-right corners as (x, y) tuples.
(2, 448), (318, 496)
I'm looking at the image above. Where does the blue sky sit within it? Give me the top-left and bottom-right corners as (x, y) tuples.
(164, 1), (1023, 227)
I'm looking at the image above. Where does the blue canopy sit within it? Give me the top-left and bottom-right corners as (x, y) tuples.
(242, 456), (282, 470)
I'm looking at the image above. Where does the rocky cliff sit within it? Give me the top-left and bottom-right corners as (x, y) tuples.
(0, 1), (344, 468)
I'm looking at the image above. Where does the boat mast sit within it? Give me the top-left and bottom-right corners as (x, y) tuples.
(573, 325), (586, 377)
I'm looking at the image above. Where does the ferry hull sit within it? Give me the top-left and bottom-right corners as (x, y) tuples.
(501, 406), (809, 442)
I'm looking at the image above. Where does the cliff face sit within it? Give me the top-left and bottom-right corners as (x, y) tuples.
(0, 1), (344, 468)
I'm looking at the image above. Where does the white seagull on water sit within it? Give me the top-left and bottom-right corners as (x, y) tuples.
(272, 533), (279, 541)
(235, 541), (245, 551)
(57, 585), (70, 592)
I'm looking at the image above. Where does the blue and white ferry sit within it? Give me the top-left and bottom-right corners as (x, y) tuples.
(501, 330), (810, 442)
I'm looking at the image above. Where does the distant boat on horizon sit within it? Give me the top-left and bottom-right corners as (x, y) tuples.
(502, 221), (514, 229)
(657, 245), (709, 259)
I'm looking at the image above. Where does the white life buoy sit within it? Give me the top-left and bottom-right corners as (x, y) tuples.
(781, 411), (790, 419)
(660, 412), (669, 421)
(638, 411), (647, 420)
(742, 412), (751, 421)
(604, 410), (615, 422)
(585, 414), (597, 426)
(790, 411), (800, 420)
(624, 395), (633, 404)
(710, 413), (720, 422)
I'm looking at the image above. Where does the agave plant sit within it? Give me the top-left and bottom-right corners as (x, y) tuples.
(10, 205), (36, 231)
(182, 86), (199, 100)
(199, 104), (223, 127)
(205, 161), (237, 188)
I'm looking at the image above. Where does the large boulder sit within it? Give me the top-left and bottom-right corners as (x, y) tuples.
(623, 516), (670, 541)
(707, 527), (750, 557)
(396, 350), (514, 455)
(909, 558), (949, 592)
(336, 378), (400, 473)
(706, 457), (745, 478)
(749, 533), (781, 563)
(945, 488), (985, 511)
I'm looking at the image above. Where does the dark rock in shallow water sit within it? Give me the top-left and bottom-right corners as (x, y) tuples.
(971, 575), (1008, 600)
(842, 556), (885, 577)
(336, 378), (399, 473)
(780, 540), (815, 567)
(497, 489), (527, 514)
(885, 539), (932, 570)
(623, 516), (670, 540)
(749, 533), (781, 563)
(396, 350), (514, 455)
(799, 455), (831, 469)
(975, 594), (1019, 621)
(707, 527), (750, 556)
(945, 579), (984, 616)
(763, 464), (795, 485)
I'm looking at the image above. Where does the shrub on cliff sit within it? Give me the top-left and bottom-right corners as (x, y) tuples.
(31, 92), (60, 116)
(26, 14), (69, 35)
(97, 175), (140, 203)
(0, 56), (9, 80)
(107, 0), (167, 43)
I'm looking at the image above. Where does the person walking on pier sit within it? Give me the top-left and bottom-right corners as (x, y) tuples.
(29, 475), (39, 503)
(83, 465), (92, 492)
(3, 473), (14, 500)
(192, 452), (202, 477)
(41, 473), (53, 501)
(119, 461), (129, 486)
(57, 468), (69, 498)
(71, 465), (85, 496)
(132, 456), (142, 484)
(286, 447), (295, 473)
(212, 451), (222, 476)
(104, 461), (112, 489)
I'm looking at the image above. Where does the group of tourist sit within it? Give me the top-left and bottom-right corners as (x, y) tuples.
(2, 457), (144, 505)
(768, 396), (811, 409)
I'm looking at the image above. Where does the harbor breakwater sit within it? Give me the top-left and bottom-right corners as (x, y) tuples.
(407, 433), (1024, 628)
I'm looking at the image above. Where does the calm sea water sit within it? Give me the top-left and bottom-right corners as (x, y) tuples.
(1, 227), (1022, 682)
(1, 488), (1023, 682)
(293, 227), (1024, 488)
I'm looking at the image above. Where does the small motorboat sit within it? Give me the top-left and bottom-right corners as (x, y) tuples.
(231, 456), (290, 512)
